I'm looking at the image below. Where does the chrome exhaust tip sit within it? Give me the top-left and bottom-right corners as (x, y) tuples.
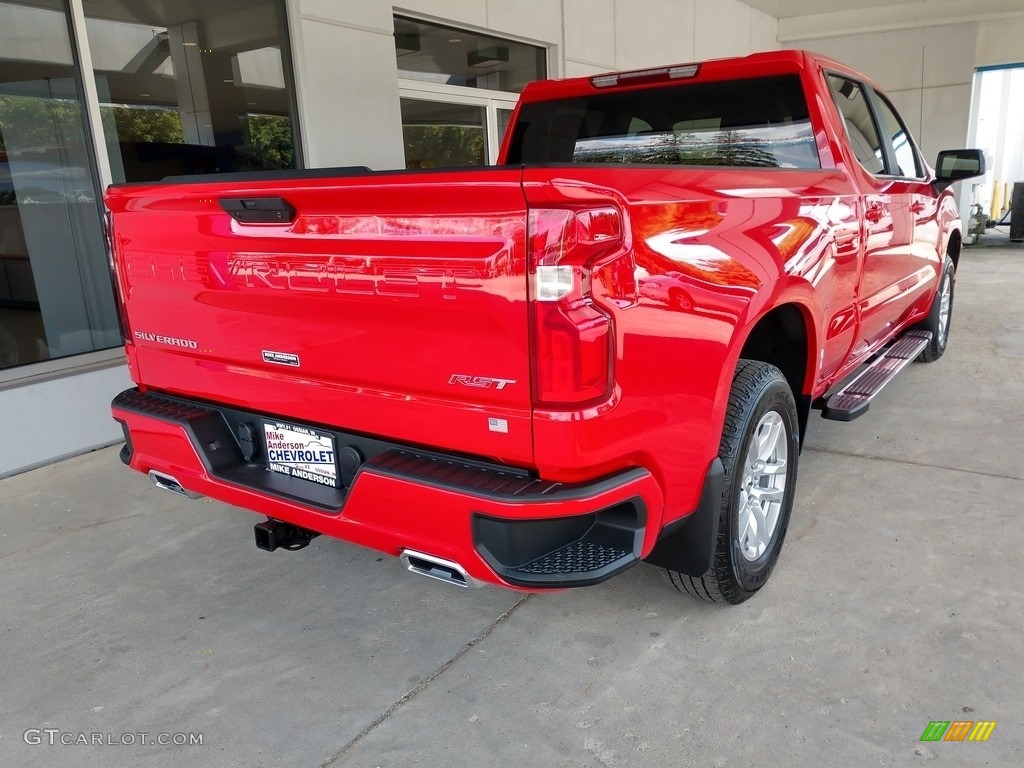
(148, 470), (202, 500)
(400, 549), (480, 588)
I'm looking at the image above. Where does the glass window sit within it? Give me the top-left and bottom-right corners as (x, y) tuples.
(401, 99), (486, 168)
(497, 108), (514, 149)
(394, 16), (545, 94)
(827, 74), (886, 175)
(506, 75), (820, 169)
(872, 91), (924, 178)
(0, 0), (120, 370)
(83, 0), (300, 183)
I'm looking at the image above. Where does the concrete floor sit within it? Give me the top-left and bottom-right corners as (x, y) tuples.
(1, 246), (1022, 768)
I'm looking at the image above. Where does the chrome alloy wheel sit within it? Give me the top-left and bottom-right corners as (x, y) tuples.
(737, 411), (789, 562)
(938, 271), (952, 345)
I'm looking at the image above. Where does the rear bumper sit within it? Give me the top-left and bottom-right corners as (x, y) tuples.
(111, 388), (665, 589)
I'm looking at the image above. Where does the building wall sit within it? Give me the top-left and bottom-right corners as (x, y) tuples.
(561, 0), (778, 75)
(778, 12), (1024, 169)
(975, 16), (1024, 69)
(287, 0), (779, 169)
(0, 362), (132, 478)
(287, 1), (407, 170)
(792, 24), (976, 168)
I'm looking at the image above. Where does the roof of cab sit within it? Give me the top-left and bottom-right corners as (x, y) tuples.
(519, 49), (882, 103)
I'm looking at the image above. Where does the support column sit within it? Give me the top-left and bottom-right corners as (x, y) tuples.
(167, 21), (215, 146)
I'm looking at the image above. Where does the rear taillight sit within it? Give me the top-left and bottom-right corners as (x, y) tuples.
(528, 206), (623, 407)
(104, 209), (132, 343)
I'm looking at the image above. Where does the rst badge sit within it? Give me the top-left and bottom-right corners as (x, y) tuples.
(449, 374), (517, 390)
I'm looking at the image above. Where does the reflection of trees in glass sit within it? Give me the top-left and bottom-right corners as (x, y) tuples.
(0, 95), (84, 154)
(683, 131), (779, 168)
(243, 114), (294, 170)
(403, 126), (484, 168)
(98, 108), (292, 170)
(1, 96), (91, 202)
(2, 98), (187, 153)
(575, 130), (781, 168)
(102, 106), (185, 145)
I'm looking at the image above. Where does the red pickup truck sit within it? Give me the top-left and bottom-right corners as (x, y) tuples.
(108, 50), (983, 604)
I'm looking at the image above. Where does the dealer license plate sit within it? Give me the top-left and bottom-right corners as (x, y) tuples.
(263, 420), (338, 488)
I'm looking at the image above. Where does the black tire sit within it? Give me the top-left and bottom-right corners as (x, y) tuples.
(916, 256), (955, 362)
(665, 360), (800, 604)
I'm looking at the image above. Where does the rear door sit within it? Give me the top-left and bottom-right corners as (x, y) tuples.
(869, 89), (941, 313)
(826, 73), (915, 354)
(107, 169), (535, 465)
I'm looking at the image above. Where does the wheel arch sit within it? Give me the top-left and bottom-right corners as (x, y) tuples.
(946, 227), (962, 271)
(721, 299), (819, 447)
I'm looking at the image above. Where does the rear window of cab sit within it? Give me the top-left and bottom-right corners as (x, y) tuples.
(506, 74), (820, 169)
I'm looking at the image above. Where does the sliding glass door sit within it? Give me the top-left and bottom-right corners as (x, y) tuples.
(393, 15), (541, 168)
(0, 0), (118, 369)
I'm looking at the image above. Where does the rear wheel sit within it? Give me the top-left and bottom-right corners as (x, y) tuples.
(665, 360), (800, 604)
(916, 256), (955, 362)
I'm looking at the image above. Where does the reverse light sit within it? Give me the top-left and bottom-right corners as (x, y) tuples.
(534, 265), (574, 301)
(590, 63), (699, 89)
(528, 205), (625, 406)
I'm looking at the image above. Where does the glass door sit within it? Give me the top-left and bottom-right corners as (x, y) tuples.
(0, 0), (119, 369)
(399, 87), (518, 167)
(82, 0), (301, 184)
(400, 98), (487, 168)
(496, 107), (515, 156)
(392, 15), (538, 168)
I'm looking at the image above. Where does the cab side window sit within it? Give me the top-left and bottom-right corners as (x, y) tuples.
(872, 92), (924, 178)
(827, 74), (885, 175)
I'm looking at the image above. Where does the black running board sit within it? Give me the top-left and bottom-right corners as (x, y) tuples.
(821, 330), (932, 422)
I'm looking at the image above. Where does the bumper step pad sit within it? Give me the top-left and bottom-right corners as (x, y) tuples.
(474, 502), (644, 588)
(821, 330), (932, 421)
(518, 539), (631, 575)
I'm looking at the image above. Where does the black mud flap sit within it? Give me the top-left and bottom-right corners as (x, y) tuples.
(643, 458), (724, 577)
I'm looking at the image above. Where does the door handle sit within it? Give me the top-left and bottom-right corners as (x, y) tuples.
(219, 197), (296, 224)
(910, 200), (925, 214)
(865, 203), (886, 224)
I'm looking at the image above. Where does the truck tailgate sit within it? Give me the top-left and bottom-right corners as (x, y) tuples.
(106, 169), (533, 466)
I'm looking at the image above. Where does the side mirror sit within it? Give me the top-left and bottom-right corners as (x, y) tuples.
(933, 149), (985, 192)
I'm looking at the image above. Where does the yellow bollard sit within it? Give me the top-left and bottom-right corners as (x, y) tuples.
(990, 179), (1003, 222)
